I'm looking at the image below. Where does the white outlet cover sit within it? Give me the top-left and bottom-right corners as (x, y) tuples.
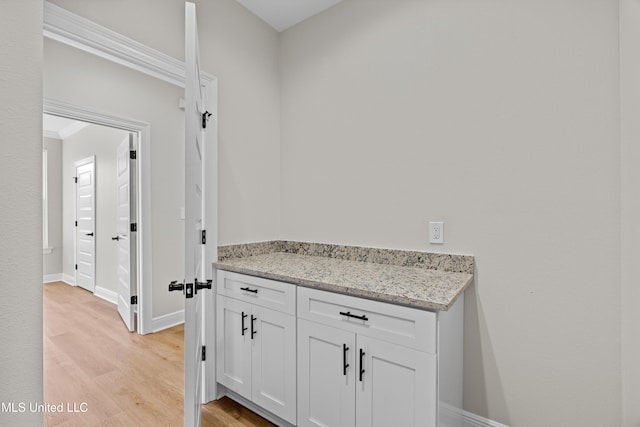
(429, 221), (444, 244)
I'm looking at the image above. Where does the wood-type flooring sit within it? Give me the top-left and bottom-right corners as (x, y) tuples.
(43, 282), (275, 427)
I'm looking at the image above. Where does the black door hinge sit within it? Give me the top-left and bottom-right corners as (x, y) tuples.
(75, 264), (77, 270)
(201, 230), (206, 244)
(131, 295), (137, 305)
(130, 150), (137, 160)
(73, 177), (77, 183)
(75, 220), (78, 227)
(201, 345), (206, 361)
(130, 223), (137, 232)
(202, 111), (212, 129)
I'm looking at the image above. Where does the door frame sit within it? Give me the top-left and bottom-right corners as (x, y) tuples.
(73, 155), (96, 293)
(45, 98), (152, 335)
(43, 0), (219, 394)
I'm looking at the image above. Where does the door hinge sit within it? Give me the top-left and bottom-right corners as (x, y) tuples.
(130, 150), (137, 160)
(131, 295), (137, 305)
(201, 229), (206, 244)
(202, 111), (212, 129)
(75, 264), (77, 270)
(201, 345), (206, 361)
(130, 223), (137, 232)
(73, 176), (77, 183)
(75, 220), (77, 227)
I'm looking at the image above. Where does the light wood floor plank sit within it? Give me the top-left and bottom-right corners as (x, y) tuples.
(44, 282), (275, 426)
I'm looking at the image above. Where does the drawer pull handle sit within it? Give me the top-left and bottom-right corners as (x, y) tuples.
(343, 344), (350, 376)
(241, 311), (248, 336)
(251, 315), (257, 339)
(359, 349), (365, 382)
(240, 287), (258, 294)
(339, 311), (369, 322)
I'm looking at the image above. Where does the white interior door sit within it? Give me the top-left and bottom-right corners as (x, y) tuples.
(116, 134), (137, 332)
(184, 2), (208, 426)
(74, 157), (95, 292)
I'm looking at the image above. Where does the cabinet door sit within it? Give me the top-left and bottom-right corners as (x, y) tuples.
(216, 296), (252, 400)
(251, 305), (297, 424)
(298, 319), (356, 427)
(355, 335), (436, 427)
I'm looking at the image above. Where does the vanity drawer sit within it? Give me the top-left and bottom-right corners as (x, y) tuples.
(216, 270), (296, 315)
(297, 286), (436, 353)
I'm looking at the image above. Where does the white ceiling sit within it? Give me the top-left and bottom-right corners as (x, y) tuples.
(236, 0), (344, 32)
(43, 114), (89, 140)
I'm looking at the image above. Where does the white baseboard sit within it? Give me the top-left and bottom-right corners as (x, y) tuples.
(43, 273), (63, 283)
(62, 273), (75, 286)
(464, 411), (510, 427)
(94, 286), (118, 305)
(151, 310), (184, 333)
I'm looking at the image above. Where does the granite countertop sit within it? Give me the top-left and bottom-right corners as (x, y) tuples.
(214, 242), (474, 311)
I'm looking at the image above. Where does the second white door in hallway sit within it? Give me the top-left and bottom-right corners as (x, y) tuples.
(74, 157), (95, 292)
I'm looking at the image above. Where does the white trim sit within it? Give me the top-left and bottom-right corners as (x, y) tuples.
(44, 98), (153, 335)
(43, 149), (49, 251)
(43, 129), (62, 140)
(58, 121), (90, 140)
(43, 273), (63, 283)
(62, 273), (76, 286)
(463, 411), (511, 427)
(94, 286), (118, 305)
(43, 1), (216, 87)
(151, 310), (185, 333)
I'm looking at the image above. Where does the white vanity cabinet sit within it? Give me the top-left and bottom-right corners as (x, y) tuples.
(215, 270), (465, 427)
(216, 271), (297, 424)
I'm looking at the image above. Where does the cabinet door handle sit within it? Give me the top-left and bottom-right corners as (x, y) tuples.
(359, 349), (365, 382)
(339, 311), (369, 322)
(241, 311), (248, 336)
(343, 344), (350, 376)
(240, 287), (258, 294)
(251, 315), (257, 339)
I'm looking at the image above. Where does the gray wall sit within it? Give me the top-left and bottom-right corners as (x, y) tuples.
(620, 0), (640, 424)
(61, 124), (130, 294)
(280, 0), (621, 425)
(43, 137), (63, 277)
(0, 1), (43, 425)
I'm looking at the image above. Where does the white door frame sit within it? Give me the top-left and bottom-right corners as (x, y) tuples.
(45, 98), (153, 335)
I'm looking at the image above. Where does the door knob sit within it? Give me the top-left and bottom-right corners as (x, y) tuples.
(85, 232), (94, 236)
(111, 236), (120, 241)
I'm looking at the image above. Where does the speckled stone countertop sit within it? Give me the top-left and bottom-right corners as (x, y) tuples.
(214, 241), (474, 311)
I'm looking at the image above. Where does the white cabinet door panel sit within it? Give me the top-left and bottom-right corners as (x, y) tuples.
(252, 305), (297, 424)
(298, 319), (356, 427)
(356, 335), (436, 427)
(216, 296), (252, 400)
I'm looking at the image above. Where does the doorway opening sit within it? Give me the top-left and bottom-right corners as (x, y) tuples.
(43, 99), (152, 334)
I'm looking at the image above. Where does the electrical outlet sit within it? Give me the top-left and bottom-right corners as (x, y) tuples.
(429, 221), (444, 244)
